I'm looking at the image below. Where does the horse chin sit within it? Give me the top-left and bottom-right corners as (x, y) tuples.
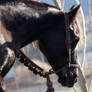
(57, 72), (77, 87)
(58, 77), (76, 87)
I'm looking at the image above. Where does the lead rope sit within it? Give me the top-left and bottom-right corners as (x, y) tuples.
(46, 75), (54, 92)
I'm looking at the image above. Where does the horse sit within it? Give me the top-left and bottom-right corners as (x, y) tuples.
(0, 0), (81, 91)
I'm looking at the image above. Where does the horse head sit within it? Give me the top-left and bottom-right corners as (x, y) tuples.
(38, 4), (81, 87)
(0, 1), (81, 88)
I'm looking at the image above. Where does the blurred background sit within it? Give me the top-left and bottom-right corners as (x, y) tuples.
(2, 0), (92, 92)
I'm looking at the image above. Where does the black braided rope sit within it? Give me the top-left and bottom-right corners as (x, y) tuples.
(16, 50), (53, 78)
(16, 50), (78, 77)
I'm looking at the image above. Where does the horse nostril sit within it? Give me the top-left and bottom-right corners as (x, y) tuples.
(68, 72), (73, 77)
(68, 72), (77, 78)
(58, 74), (67, 83)
(73, 73), (77, 79)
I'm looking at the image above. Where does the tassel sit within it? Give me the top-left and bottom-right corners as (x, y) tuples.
(46, 76), (54, 92)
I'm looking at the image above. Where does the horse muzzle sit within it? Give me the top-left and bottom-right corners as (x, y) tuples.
(58, 71), (77, 87)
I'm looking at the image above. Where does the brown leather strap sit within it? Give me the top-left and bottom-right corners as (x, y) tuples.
(65, 13), (71, 65)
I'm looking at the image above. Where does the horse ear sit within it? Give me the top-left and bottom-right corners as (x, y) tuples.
(69, 5), (75, 11)
(68, 4), (81, 23)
